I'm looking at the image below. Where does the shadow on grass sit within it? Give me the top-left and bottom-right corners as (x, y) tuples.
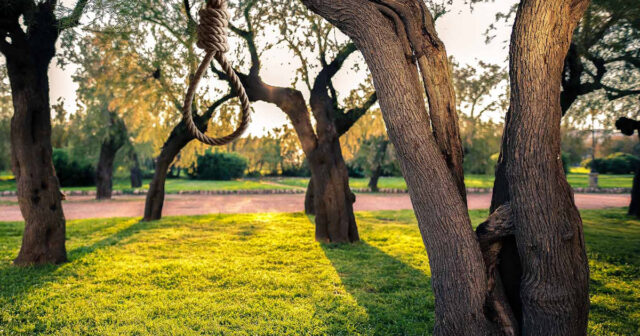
(321, 241), (434, 335)
(0, 218), (154, 301)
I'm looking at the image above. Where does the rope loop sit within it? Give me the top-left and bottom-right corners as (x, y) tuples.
(183, 0), (251, 146)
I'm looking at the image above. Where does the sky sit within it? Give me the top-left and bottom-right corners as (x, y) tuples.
(48, 0), (518, 136)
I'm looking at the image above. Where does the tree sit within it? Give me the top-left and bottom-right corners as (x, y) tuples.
(614, 117), (640, 217)
(301, 0), (590, 334)
(353, 134), (396, 192)
(561, 0), (640, 114)
(0, 66), (11, 171)
(96, 0), (242, 221)
(300, 0), (487, 333)
(208, 0), (378, 243)
(71, 33), (158, 200)
(488, 0), (591, 334)
(451, 59), (507, 175)
(0, 0), (91, 265)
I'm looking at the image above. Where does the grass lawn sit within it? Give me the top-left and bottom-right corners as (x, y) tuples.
(0, 173), (634, 193)
(0, 178), (292, 193)
(0, 209), (638, 335)
(274, 173), (634, 190)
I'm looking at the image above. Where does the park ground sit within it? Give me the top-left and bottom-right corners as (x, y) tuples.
(0, 209), (639, 335)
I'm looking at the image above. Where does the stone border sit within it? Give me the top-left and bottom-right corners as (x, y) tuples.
(0, 187), (632, 197)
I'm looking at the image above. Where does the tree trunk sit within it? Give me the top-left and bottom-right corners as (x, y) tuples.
(368, 139), (388, 192)
(300, 1), (494, 334)
(96, 113), (127, 200)
(96, 143), (117, 200)
(368, 166), (381, 192)
(489, 1), (591, 335)
(304, 178), (315, 215)
(4, 14), (67, 265)
(143, 124), (192, 221)
(130, 152), (143, 188)
(629, 164), (640, 217)
(309, 139), (358, 243)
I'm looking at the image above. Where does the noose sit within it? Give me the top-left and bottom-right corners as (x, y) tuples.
(183, 0), (251, 146)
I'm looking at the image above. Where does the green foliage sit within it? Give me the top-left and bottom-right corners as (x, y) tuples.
(0, 67), (11, 172)
(0, 209), (638, 335)
(52, 149), (95, 187)
(352, 136), (401, 178)
(189, 151), (248, 181)
(281, 160), (311, 177)
(587, 152), (640, 174)
(562, 127), (589, 166)
(461, 119), (503, 175)
(562, 153), (571, 174)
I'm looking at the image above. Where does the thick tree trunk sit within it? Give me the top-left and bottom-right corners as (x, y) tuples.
(4, 14), (67, 265)
(489, 1), (591, 335)
(130, 152), (143, 188)
(304, 178), (315, 215)
(143, 124), (192, 221)
(300, 1), (494, 334)
(309, 140), (358, 243)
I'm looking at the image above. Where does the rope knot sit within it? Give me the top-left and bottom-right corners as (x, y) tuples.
(196, 0), (230, 53)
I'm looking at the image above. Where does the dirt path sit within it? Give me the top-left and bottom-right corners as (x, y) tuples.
(0, 193), (630, 222)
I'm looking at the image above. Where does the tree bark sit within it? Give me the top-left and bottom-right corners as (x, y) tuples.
(96, 114), (127, 200)
(488, 1), (591, 335)
(300, 1), (494, 334)
(130, 152), (143, 188)
(308, 139), (359, 243)
(368, 167), (381, 192)
(3, 7), (67, 266)
(304, 178), (315, 215)
(143, 123), (193, 221)
(96, 142), (118, 200)
(629, 164), (640, 217)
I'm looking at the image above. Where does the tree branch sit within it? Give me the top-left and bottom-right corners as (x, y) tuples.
(200, 92), (234, 121)
(312, 42), (357, 94)
(336, 92), (378, 135)
(57, 0), (89, 30)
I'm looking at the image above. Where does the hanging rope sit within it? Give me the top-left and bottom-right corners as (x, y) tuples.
(182, 0), (251, 146)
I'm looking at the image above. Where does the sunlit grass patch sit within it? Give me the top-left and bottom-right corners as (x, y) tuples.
(0, 209), (638, 335)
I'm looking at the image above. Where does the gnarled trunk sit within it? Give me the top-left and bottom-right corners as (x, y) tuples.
(143, 125), (192, 221)
(300, 1), (493, 334)
(309, 139), (358, 243)
(488, 1), (591, 335)
(5, 13), (67, 265)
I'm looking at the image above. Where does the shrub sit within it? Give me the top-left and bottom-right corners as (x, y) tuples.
(189, 151), (247, 180)
(586, 152), (639, 174)
(346, 162), (365, 178)
(281, 161), (311, 177)
(52, 148), (95, 187)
